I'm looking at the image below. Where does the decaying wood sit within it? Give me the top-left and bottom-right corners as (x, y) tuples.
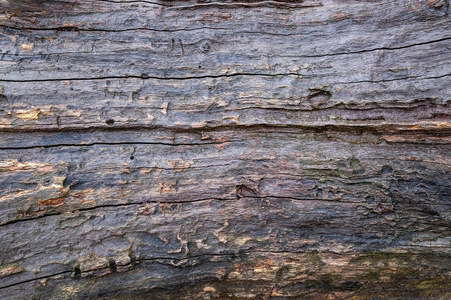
(0, 0), (450, 299)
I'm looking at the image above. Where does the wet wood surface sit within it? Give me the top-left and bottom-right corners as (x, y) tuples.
(0, 0), (450, 299)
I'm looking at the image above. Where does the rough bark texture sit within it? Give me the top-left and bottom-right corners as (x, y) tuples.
(0, 0), (450, 299)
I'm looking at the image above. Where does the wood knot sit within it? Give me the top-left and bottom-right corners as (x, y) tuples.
(380, 165), (393, 175)
(307, 87), (332, 108)
(236, 185), (256, 199)
(200, 41), (211, 53)
(307, 87), (332, 101)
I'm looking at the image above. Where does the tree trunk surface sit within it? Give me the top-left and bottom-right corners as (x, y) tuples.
(0, 0), (450, 299)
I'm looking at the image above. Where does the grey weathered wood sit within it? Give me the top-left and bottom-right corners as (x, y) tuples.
(0, 0), (450, 299)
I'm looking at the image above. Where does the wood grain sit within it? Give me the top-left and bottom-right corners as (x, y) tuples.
(0, 0), (450, 299)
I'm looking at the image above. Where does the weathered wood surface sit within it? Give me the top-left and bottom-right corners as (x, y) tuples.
(0, 0), (450, 299)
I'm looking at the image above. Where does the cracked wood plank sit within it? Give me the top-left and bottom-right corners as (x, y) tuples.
(0, 75), (450, 131)
(0, 0), (450, 299)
